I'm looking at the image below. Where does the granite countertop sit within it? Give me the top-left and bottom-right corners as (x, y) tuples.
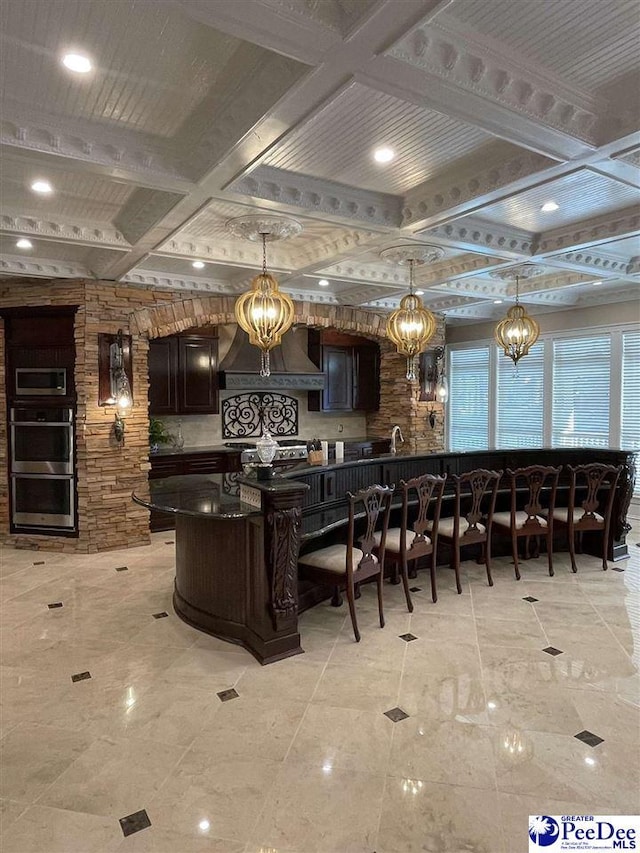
(152, 444), (241, 457)
(133, 472), (308, 518)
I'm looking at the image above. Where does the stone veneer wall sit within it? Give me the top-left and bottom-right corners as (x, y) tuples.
(0, 279), (445, 551)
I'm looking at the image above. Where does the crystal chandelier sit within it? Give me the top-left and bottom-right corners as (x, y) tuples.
(382, 246), (440, 381)
(228, 216), (300, 378)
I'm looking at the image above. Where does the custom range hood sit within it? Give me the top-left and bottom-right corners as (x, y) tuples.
(218, 327), (325, 391)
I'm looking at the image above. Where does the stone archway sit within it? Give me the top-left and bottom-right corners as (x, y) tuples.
(129, 296), (445, 455)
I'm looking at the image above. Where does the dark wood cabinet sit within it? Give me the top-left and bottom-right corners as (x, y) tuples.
(149, 329), (218, 415)
(148, 336), (178, 415)
(308, 330), (379, 412)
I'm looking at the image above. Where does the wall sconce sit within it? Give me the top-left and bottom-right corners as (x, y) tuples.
(419, 346), (448, 404)
(427, 405), (437, 429)
(98, 330), (133, 445)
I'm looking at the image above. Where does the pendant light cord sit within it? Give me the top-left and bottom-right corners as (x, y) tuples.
(262, 233), (267, 276)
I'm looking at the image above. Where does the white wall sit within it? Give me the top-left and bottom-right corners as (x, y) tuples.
(447, 300), (639, 345)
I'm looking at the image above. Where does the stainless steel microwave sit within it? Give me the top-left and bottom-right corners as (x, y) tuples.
(15, 367), (67, 396)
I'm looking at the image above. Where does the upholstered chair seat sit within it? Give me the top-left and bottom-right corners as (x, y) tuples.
(492, 510), (548, 530)
(299, 545), (377, 574)
(428, 517), (486, 538)
(373, 528), (428, 553)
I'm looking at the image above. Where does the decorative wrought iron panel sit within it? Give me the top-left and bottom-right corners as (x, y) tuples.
(222, 393), (298, 438)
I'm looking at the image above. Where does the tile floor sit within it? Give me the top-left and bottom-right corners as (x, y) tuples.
(0, 530), (638, 853)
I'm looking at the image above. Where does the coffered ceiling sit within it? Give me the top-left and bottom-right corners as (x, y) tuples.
(1, 0), (638, 324)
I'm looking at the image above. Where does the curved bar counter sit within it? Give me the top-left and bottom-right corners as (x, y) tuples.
(133, 447), (636, 664)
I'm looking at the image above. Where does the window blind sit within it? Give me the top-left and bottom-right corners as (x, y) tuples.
(449, 346), (489, 451)
(496, 342), (544, 448)
(552, 335), (610, 448)
(621, 331), (640, 449)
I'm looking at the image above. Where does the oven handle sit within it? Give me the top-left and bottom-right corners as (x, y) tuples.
(10, 421), (73, 427)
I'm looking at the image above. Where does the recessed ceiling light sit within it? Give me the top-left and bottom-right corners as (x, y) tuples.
(541, 201), (559, 212)
(373, 146), (395, 164)
(192, 261), (205, 269)
(493, 299), (503, 304)
(16, 238), (33, 249)
(62, 52), (92, 73)
(318, 279), (330, 287)
(30, 179), (53, 194)
(415, 289), (424, 296)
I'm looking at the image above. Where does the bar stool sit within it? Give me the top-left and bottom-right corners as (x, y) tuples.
(373, 473), (446, 609)
(491, 465), (562, 580)
(546, 463), (623, 572)
(427, 469), (501, 595)
(298, 484), (393, 642)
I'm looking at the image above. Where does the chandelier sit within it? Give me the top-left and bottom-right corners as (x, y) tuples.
(493, 270), (541, 365)
(491, 264), (544, 365)
(382, 246), (441, 381)
(227, 216), (300, 377)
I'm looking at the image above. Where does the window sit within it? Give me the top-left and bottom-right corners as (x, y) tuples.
(447, 324), (637, 456)
(449, 346), (489, 451)
(621, 331), (640, 452)
(496, 342), (544, 448)
(552, 336), (610, 448)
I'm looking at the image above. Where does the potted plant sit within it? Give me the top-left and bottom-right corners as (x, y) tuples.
(149, 417), (172, 453)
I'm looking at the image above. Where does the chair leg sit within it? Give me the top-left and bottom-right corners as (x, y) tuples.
(546, 532), (554, 577)
(346, 581), (360, 642)
(452, 546), (462, 595)
(511, 530), (521, 580)
(568, 532), (578, 573)
(400, 557), (414, 613)
(429, 554), (438, 603)
(331, 586), (343, 607)
(602, 536), (608, 571)
(377, 573), (385, 627)
(484, 538), (494, 587)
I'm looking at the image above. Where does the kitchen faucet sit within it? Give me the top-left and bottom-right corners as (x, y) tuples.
(390, 425), (404, 454)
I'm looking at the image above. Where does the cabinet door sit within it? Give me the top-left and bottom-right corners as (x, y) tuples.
(353, 345), (379, 411)
(322, 347), (353, 411)
(178, 336), (219, 414)
(148, 337), (178, 415)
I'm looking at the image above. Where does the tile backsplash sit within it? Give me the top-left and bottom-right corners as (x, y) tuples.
(161, 391), (367, 447)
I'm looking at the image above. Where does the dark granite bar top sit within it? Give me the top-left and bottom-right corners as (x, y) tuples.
(133, 472), (309, 518)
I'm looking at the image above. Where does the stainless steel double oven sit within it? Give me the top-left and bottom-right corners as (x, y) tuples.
(10, 406), (75, 529)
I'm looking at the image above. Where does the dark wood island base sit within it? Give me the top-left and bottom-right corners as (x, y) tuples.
(172, 512), (305, 665)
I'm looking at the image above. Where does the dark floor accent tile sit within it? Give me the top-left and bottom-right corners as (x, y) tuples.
(152, 611), (169, 619)
(542, 646), (563, 656)
(384, 707), (409, 722)
(33, 561), (45, 565)
(611, 567), (625, 572)
(164, 541), (174, 545)
(574, 730), (604, 748)
(115, 565), (128, 572)
(71, 671), (91, 683)
(399, 633), (418, 642)
(523, 596), (539, 603)
(119, 809), (151, 837)
(409, 587), (421, 593)
(48, 602), (63, 609)
(217, 688), (239, 702)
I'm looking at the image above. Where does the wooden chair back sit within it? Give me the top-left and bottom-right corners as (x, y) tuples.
(506, 464), (562, 533)
(400, 473), (446, 558)
(346, 484), (393, 583)
(568, 463), (623, 533)
(453, 468), (502, 544)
